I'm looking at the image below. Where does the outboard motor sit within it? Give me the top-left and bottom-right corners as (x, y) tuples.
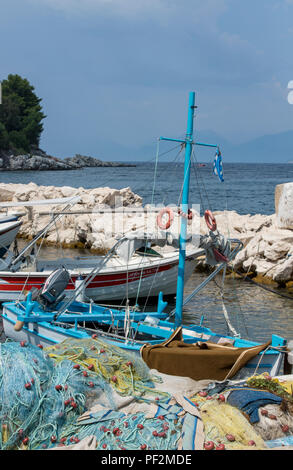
(38, 267), (70, 310)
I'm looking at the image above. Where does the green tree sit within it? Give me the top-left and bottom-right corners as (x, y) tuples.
(0, 74), (46, 153)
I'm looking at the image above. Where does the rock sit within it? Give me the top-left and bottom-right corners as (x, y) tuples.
(2, 180), (293, 285)
(0, 150), (135, 171)
(271, 255), (293, 283)
(264, 241), (291, 262)
(275, 183), (293, 229)
(0, 183), (145, 253)
(64, 154), (136, 168)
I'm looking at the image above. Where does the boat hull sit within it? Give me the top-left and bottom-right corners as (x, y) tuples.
(0, 252), (200, 302)
(0, 221), (22, 258)
(1, 303), (286, 380)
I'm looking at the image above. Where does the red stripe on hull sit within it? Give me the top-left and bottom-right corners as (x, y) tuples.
(0, 262), (177, 292)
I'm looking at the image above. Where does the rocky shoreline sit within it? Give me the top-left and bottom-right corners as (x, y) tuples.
(0, 150), (136, 171)
(1, 182), (293, 287)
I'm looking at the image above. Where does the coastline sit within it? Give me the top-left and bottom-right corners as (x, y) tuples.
(0, 151), (136, 171)
(1, 181), (293, 288)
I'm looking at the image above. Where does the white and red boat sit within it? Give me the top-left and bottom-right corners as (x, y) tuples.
(0, 219), (22, 259)
(0, 243), (204, 303)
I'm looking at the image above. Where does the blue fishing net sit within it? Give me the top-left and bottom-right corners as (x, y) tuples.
(59, 403), (184, 450)
(0, 341), (114, 450)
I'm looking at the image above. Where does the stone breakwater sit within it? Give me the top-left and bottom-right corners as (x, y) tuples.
(1, 182), (293, 286)
(0, 182), (143, 253)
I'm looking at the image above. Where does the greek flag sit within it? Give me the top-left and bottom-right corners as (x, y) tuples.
(213, 149), (224, 182)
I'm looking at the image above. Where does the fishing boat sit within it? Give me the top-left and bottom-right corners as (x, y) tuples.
(0, 197), (204, 303)
(1, 92), (288, 381)
(0, 218), (22, 259)
(0, 243), (203, 302)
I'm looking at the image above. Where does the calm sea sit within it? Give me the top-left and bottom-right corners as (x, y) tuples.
(1, 162), (293, 214)
(1, 162), (293, 344)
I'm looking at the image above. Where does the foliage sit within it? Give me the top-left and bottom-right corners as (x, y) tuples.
(0, 74), (46, 153)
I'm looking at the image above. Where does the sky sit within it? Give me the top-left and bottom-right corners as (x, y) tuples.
(0, 0), (293, 161)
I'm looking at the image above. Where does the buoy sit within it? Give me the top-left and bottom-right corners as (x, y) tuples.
(226, 434), (235, 442)
(218, 394), (226, 402)
(204, 210), (217, 232)
(216, 443), (225, 450)
(204, 441), (215, 450)
(113, 427), (121, 436)
(157, 208), (174, 230)
(268, 414), (277, 420)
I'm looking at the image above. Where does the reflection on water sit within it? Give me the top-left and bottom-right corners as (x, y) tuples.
(3, 244), (293, 344)
(182, 272), (293, 344)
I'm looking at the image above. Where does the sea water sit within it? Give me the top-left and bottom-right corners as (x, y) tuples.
(1, 162), (293, 343)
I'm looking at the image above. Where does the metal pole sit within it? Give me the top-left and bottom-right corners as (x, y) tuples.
(174, 92), (195, 328)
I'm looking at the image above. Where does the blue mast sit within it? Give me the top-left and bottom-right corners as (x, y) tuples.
(174, 91), (195, 328)
(160, 92), (218, 328)
(160, 92), (196, 328)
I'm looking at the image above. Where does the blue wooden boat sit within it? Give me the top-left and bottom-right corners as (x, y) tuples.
(1, 92), (288, 380)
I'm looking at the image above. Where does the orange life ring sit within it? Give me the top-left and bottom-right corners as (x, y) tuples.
(204, 210), (217, 232)
(157, 208), (174, 230)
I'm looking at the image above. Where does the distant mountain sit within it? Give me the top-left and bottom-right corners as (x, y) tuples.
(84, 130), (293, 163)
(135, 130), (293, 163)
(190, 130), (293, 163)
(226, 130), (293, 163)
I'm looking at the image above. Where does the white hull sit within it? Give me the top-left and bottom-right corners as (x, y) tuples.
(0, 248), (203, 302)
(0, 221), (22, 258)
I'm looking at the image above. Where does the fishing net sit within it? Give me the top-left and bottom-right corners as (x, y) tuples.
(0, 340), (115, 450)
(0, 337), (168, 450)
(44, 337), (158, 397)
(192, 397), (265, 450)
(56, 403), (185, 450)
(190, 391), (266, 450)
